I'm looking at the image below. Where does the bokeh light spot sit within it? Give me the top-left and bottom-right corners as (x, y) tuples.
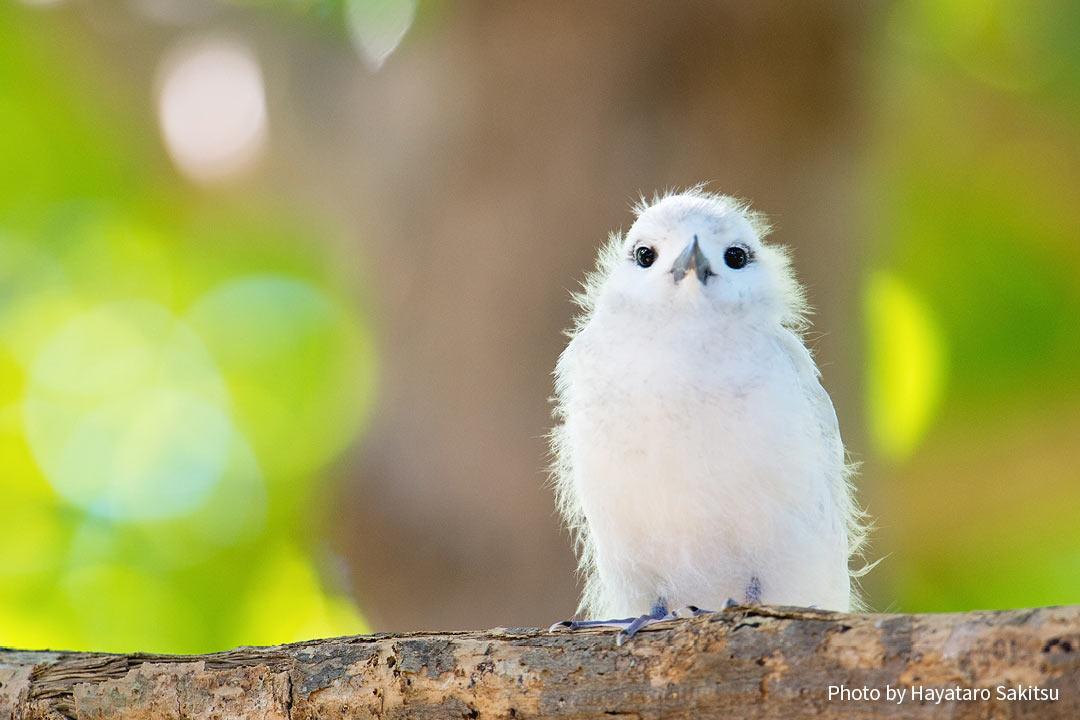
(179, 435), (267, 549)
(156, 38), (268, 184)
(186, 274), (375, 480)
(132, 435), (268, 568)
(25, 301), (234, 520)
(346, 0), (418, 70)
(864, 271), (947, 461)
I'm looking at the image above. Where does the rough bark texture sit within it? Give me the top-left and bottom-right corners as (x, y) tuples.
(2, 606), (1077, 719)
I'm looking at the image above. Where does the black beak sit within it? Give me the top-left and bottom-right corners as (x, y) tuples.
(670, 235), (714, 285)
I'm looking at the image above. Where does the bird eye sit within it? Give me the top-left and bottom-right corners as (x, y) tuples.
(724, 245), (749, 269)
(635, 246), (656, 268)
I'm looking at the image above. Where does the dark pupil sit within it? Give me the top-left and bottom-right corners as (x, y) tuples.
(635, 246), (656, 268)
(724, 246), (748, 269)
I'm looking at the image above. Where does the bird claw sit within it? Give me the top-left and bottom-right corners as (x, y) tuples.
(673, 604), (711, 618)
(671, 599), (739, 618)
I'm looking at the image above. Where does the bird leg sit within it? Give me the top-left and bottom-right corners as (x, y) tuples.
(744, 576), (762, 605)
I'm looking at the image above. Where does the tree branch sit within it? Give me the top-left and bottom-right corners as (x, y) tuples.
(3, 606), (1077, 719)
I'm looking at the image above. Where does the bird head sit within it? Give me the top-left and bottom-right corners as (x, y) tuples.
(590, 189), (806, 329)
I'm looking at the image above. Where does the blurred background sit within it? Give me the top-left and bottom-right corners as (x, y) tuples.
(1, 0), (1078, 654)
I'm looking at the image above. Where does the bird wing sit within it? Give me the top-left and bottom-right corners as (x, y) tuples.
(772, 330), (863, 552)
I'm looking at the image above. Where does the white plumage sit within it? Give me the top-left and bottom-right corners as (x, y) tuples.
(551, 188), (867, 621)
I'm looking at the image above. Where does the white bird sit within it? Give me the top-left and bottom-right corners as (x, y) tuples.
(549, 188), (868, 642)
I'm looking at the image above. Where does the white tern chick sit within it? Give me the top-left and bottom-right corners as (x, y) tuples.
(550, 189), (867, 642)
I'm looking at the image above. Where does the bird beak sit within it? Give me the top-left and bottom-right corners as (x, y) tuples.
(670, 235), (714, 285)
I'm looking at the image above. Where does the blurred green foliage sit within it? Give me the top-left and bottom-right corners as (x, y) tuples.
(0, 2), (375, 652)
(863, 0), (1080, 611)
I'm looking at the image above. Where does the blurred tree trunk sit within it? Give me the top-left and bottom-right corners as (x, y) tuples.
(4, 606), (1077, 719)
(298, 0), (877, 632)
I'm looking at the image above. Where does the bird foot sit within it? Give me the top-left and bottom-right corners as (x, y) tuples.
(549, 612), (678, 645)
(549, 599), (739, 645)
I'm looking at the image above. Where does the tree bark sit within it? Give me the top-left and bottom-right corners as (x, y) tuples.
(2, 606), (1077, 719)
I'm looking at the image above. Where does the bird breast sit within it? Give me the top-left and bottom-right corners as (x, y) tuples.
(558, 309), (839, 597)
